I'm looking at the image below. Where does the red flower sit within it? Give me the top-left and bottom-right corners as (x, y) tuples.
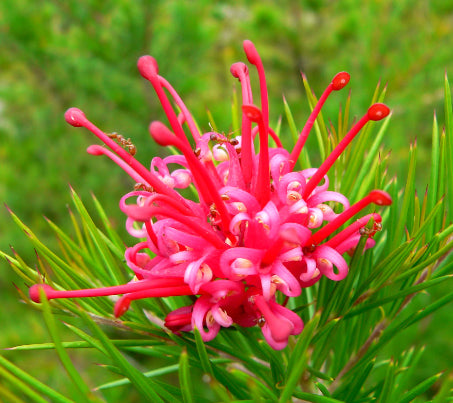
(30, 40), (391, 350)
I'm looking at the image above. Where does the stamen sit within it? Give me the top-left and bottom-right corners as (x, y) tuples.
(149, 121), (233, 234)
(64, 108), (178, 199)
(230, 62), (253, 105)
(121, 202), (229, 250)
(242, 105), (270, 206)
(144, 220), (158, 248)
(289, 72), (350, 169)
(137, 56), (191, 147)
(303, 103), (390, 198)
(230, 62), (253, 187)
(268, 127), (283, 148)
(324, 213), (382, 248)
(87, 145), (148, 184)
(243, 40), (269, 134)
(157, 75), (201, 141)
(124, 193), (197, 249)
(29, 278), (187, 303)
(251, 126), (283, 148)
(307, 190), (392, 245)
(114, 285), (193, 317)
(143, 193), (195, 216)
(141, 62), (227, 196)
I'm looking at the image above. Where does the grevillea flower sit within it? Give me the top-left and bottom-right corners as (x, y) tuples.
(29, 40), (392, 350)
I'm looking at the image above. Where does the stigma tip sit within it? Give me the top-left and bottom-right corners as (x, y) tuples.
(332, 72), (350, 91)
(369, 190), (392, 205)
(64, 108), (87, 127)
(29, 284), (53, 303)
(367, 103), (390, 121)
(137, 55), (159, 80)
(241, 104), (262, 122)
(243, 40), (260, 65)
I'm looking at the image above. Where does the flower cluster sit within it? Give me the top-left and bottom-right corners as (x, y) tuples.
(30, 40), (391, 350)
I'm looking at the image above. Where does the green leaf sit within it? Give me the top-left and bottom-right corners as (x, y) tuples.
(292, 391), (345, 403)
(315, 381), (332, 397)
(209, 364), (249, 400)
(0, 383), (28, 403)
(432, 373), (453, 403)
(0, 355), (74, 403)
(193, 327), (214, 376)
(302, 74), (328, 161)
(427, 112), (440, 234)
(345, 275), (451, 319)
(390, 347), (425, 400)
(95, 364), (179, 391)
(279, 313), (320, 403)
(444, 73), (453, 223)
(179, 349), (194, 403)
(336, 359), (375, 402)
(229, 368), (278, 401)
(348, 112), (392, 201)
(284, 96), (310, 168)
(378, 359), (396, 403)
(91, 193), (128, 253)
(40, 290), (94, 403)
(78, 308), (167, 402)
(70, 189), (125, 286)
(396, 372), (443, 403)
(391, 141), (417, 249)
(257, 340), (286, 389)
(209, 376), (234, 402)
(0, 364), (54, 403)
(7, 338), (162, 351)
(0, 249), (38, 285)
(402, 289), (453, 329)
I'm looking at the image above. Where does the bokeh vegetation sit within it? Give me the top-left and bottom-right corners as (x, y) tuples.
(1, 0), (452, 401)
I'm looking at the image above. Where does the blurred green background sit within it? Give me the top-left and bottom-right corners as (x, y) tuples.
(1, 0), (452, 397)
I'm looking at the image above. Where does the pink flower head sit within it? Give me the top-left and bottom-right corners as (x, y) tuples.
(30, 40), (391, 350)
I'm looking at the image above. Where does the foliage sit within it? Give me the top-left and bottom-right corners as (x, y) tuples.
(1, 0), (453, 253)
(1, 1), (453, 401)
(1, 70), (452, 401)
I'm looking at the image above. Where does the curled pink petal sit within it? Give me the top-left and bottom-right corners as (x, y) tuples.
(192, 296), (221, 341)
(313, 245), (349, 281)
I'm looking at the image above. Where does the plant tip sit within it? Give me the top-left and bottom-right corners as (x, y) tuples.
(367, 103), (390, 121)
(64, 108), (86, 127)
(29, 284), (53, 303)
(137, 55), (159, 80)
(241, 104), (262, 122)
(149, 121), (177, 147)
(332, 72), (350, 91)
(86, 145), (104, 156)
(243, 40), (259, 65)
(369, 190), (392, 205)
(230, 62), (248, 78)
